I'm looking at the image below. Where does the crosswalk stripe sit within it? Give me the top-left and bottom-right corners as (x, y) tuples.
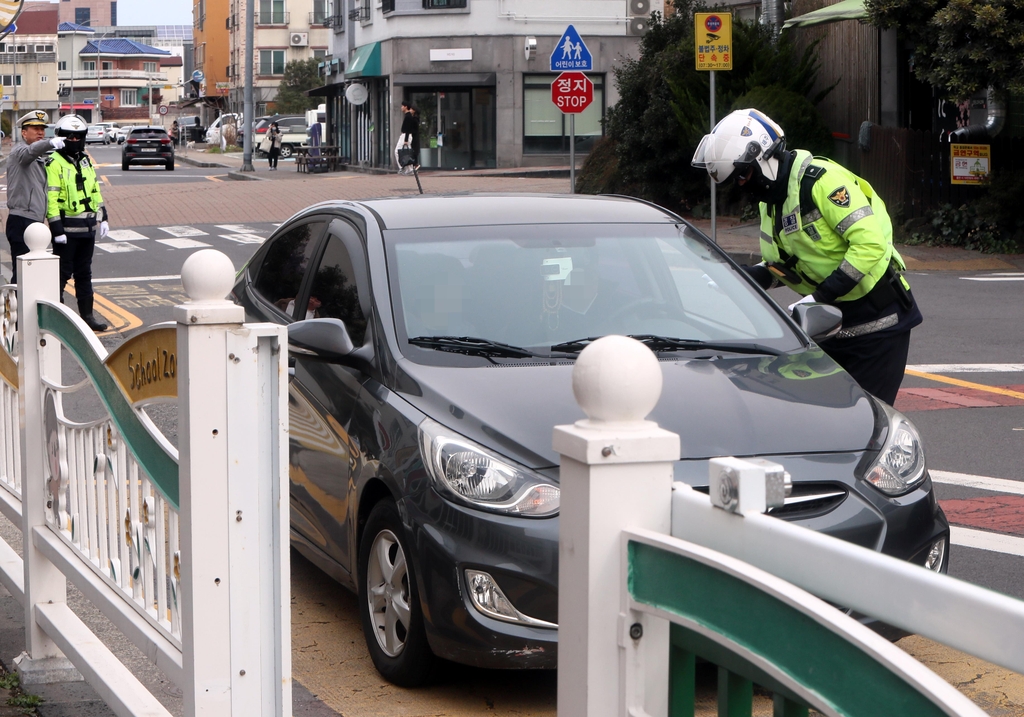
(951, 527), (1024, 558)
(932, 470), (1024, 496)
(960, 277), (1024, 282)
(158, 226), (209, 237)
(156, 238), (212, 249)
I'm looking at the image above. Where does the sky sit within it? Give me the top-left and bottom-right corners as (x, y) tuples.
(117, 0), (193, 26)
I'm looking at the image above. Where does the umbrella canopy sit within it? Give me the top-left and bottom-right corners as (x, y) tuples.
(783, 0), (869, 29)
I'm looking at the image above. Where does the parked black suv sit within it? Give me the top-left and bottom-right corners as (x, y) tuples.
(122, 126), (175, 171)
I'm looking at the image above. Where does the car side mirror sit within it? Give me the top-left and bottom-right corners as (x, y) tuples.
(793, 303), (842, 342)
(288, 318), (355, 360)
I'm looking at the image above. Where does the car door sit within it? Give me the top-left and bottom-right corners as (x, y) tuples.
(287, 217), (374, 577)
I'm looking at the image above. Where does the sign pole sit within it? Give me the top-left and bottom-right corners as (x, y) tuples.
(570, 114), (575, 194)
(710, 70), (716, 243)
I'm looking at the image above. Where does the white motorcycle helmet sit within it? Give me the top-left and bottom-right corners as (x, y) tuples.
(54, 114), (89, 155)
(691, 109), (787, 196)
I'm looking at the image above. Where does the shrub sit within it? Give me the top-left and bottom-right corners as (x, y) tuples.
(729, 86), (834, 158)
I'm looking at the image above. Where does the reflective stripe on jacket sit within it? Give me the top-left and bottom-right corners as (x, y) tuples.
(758, 150), (906, 302)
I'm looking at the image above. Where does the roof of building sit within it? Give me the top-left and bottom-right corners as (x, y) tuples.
(160, 56), (184, 67)
(80, 39), (173, 57)
(57, 22), (96, 34)
(16, 7), (58, 34)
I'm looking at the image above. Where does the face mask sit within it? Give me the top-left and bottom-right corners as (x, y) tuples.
(63, 136), (86, 156)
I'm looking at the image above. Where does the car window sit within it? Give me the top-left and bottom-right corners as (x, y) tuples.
(306, 231), (367, 344)
(130, 128), (167, 138)
(253, 221), (325, 317)
(386, 223), (798, 359)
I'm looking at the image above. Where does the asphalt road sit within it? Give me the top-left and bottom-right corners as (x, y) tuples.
(86, 143), (232, 186)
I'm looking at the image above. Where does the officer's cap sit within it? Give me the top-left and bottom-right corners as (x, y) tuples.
(18, 111), (49, 128)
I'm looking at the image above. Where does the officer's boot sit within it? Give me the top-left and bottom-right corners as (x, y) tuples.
(79, 295), (108, 333)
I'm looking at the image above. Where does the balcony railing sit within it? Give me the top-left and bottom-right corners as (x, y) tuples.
(256, 10), (290, 25)
(0, 52), (57, 64)
(57, 70), (168, 82)
(347, 5), (369, 21)
(323, 12), (344, 30)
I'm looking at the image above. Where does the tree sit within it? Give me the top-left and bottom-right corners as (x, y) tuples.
(274, 59), (323, 114)
(582, 0), (833, 212)
(866, 0), (1024, 100)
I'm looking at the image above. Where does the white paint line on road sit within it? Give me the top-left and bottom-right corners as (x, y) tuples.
(158, 226), (209, 237)
(931, 470), (1024, 496)
(219, 233), (265, 244)
(92, 275), (180, 284)
(95, 243), (145, 254)
(156, 238), (212, 249)
(215, 224), (261, 233)
(988, 273), (1024, 276)
(951, 527), (1024, 558)
(106, 229), (150, 241)
(960, 277), (1024, 282)
(907, 364), (1024, 373)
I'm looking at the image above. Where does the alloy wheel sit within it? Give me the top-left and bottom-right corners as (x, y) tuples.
(365, 528), (412, 657)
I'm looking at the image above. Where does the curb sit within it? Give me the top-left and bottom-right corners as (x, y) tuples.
(175, 154), (230, 169)
(226, 170), (266, 181)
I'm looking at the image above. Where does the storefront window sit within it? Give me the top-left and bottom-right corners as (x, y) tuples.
(523, 73), (604, 153)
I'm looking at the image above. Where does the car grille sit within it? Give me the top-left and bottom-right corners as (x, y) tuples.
(693, 481), (848, 519)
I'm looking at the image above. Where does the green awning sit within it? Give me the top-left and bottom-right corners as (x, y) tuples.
(783, 0), (868, 29)
(345, 42), (381, 78)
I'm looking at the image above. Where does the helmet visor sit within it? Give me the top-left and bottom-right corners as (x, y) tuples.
(691, 133), (713, 169)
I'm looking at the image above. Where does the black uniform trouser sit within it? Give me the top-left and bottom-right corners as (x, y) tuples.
(52, 232), (96, 318)
(5, 213), (37, 284)
(820, 330), (911, 406)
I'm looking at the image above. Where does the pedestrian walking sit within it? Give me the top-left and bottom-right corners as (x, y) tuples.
(692, 108), (922, 405)
(5, 110), (64, 283)
(395, 102), (420, 174)
(265, 122), (283, 170)
(45, 114), (109, 332)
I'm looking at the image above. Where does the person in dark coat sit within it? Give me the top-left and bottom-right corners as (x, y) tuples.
(396, 102), (420, 174)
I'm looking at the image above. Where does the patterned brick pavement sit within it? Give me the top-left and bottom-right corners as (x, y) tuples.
(103, 173), (569, 228)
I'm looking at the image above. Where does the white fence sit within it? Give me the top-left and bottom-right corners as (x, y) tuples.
(554, 335), (1024, 717)
(0, 225), (291, 716)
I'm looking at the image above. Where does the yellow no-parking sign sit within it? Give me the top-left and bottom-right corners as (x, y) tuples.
(695, 12), (733, 71)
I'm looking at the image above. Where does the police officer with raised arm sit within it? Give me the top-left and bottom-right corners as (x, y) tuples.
(5, 110), (65, 283)
(45, 114), (109, 332)
(692, 109), (922, 405)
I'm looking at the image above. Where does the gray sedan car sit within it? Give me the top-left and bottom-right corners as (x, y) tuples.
(231, 194), (949, 685)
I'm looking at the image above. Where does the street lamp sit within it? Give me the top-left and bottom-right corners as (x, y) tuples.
(96, 34), (103, 124)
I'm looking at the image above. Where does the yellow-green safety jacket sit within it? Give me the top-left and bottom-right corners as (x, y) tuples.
(45, 151), (107, 238)
(758, 149), (907, 304)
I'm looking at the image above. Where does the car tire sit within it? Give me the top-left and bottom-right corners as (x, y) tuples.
(121, 159), (129, 171)
(358, 500), (436, 687)
(165, 160), (174, 171)
(280, 144), (293, 159)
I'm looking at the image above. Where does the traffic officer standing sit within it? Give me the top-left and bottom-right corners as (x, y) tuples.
(692, 109), (922, 405)
(45, 114), (109, 332)
(5, 110), (65, 283)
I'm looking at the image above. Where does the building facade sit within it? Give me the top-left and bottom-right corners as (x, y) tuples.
(1, 4), (59, 132)
(57, 23), (172, 123)
(318, 0), (662, 170)
(57, 0), (116, 28)
(225, 0), (331, 116)
(192, 0), (231, 125)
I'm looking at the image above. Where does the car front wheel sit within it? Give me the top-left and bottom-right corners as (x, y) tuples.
(279, 144), (293, 158)
(358, 500), (435, 686)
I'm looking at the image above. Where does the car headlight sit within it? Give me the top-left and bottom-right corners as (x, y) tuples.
(418, 418), (559, 517)
(859, 399), (926, 496)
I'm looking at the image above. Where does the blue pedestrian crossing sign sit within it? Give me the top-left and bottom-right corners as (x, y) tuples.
(550, 25), (592, 72)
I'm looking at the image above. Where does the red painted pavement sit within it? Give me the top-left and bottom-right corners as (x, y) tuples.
(895, 384), (1024, 413)
(940, 495), (1024, 536)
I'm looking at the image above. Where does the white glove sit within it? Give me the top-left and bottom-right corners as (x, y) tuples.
(53, 234), (67, 245)
(50, 137), (65, 150)
(99, 221), (109, 239)
(788, 294), (817, 312)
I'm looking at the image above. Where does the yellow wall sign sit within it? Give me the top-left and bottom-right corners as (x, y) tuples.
(695, 12), (733, 71)
(950, 143), (991, 185)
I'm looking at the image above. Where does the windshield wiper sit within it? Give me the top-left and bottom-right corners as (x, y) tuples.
(550, 335), (781, 356)
(408, 336), (542, 359)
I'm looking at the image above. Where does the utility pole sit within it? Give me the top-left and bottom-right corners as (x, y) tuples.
(241, 0), (254, 171)
(96, 36), (102, 123)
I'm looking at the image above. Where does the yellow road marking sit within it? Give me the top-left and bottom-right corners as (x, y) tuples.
(63, 284), (144, 335)
(904, 369), (1024, 401)
(205, 175), (224, 182)
(99, 175), (110, 186)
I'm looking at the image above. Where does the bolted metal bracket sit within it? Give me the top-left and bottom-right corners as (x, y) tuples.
(709, 457), (792, 515)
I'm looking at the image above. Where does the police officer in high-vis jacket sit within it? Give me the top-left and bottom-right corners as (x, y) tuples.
(692, 109), (921, 405)
(45, 114), (109, 332)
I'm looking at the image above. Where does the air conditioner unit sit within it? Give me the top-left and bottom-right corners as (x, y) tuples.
(630, 0), (650, 15)
(290, 32), (309, 47)
(627, 17), (649, 35)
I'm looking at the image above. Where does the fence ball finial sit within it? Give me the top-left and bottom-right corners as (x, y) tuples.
(181, 250), (236, 303)
(572, 335), (663, 427)
(25, 222), (52, 254)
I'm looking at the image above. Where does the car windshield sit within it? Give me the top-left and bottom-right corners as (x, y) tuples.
(385, 222), (801, 364)
(130, 128), (166, 138)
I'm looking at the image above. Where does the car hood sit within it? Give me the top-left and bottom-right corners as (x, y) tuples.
(396, 352), (877, 469)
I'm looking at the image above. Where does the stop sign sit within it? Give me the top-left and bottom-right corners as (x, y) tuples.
(551, 71), (594, 114)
